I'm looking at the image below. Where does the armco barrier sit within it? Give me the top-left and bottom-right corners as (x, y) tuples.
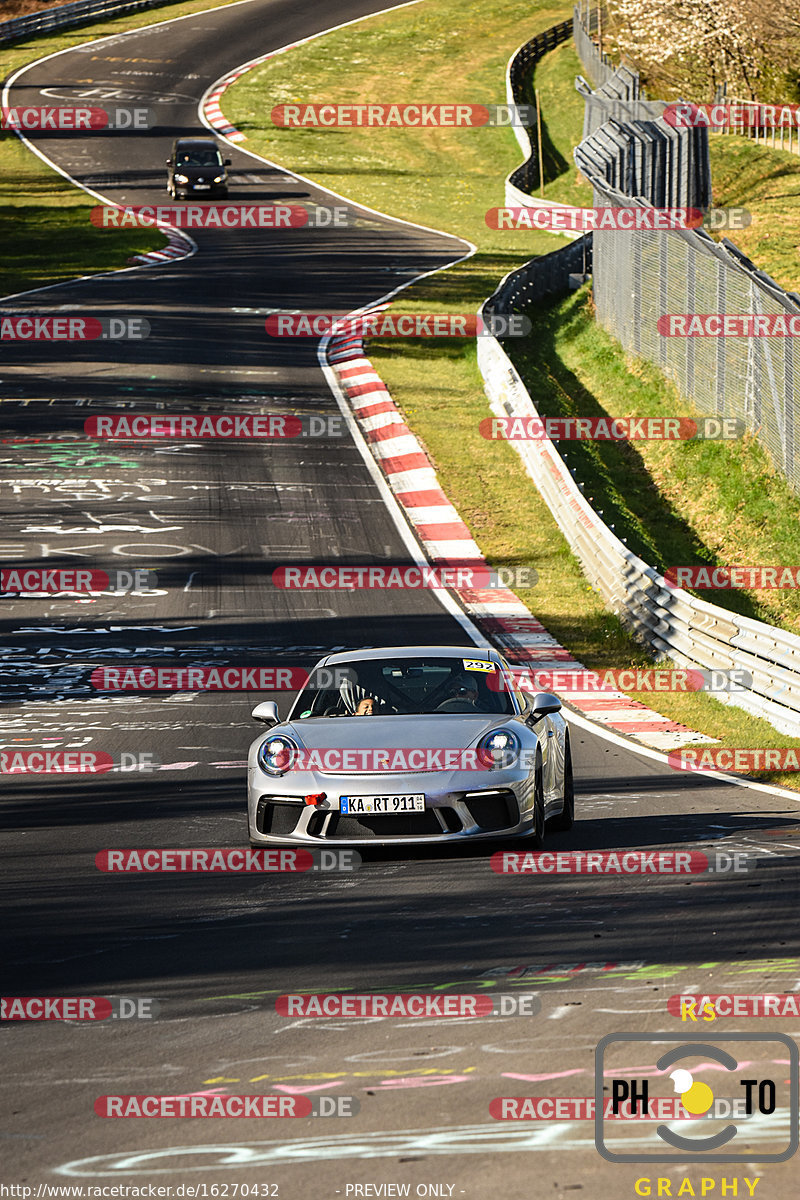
(473, 14), (800, 737)
(0, 0), (179, 44)
(484, 235), (591, 314)
(478, 267), (800, 738)
(506, 18), (573, 201)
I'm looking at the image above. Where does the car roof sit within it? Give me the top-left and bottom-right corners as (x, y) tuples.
(174, 138), (219, 147)
(319, 645), (503, 666)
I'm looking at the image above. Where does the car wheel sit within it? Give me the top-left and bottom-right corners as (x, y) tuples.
(550, 736), (575, 832)
(529, 753), (546, 847)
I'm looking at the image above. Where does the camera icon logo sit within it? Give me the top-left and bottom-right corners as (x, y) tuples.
(595, 1032), (799, 1162)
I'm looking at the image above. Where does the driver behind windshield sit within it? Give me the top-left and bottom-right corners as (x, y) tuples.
(437, 674), (481, 712)
(179, 150), (219, 166)
(293, 658), (513, 717)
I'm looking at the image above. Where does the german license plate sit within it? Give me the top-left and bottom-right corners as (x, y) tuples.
(339, 794), (425, 814)
(193, 184), (211, 190)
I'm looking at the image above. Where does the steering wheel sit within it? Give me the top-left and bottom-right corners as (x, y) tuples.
(434, 698), (480, 713)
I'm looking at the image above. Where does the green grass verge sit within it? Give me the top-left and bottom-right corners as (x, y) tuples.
(221, 0), (800, 785)
(223, 0), (568, 253)
(0, 0), (254, 295)
(510, 287), (800, 636)
(522, 40), (593, 207)
(708, 134), (800, 295)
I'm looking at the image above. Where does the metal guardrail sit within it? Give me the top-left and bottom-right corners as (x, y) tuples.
(477, 316), (800, 737)
(0, 0), (179, 45)
(484, 235), (591, 314)
(505, 18), (573, 198)
(478, 20), (800, 737)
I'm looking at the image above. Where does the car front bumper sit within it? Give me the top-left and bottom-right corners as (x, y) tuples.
(247, 766), (538, 846)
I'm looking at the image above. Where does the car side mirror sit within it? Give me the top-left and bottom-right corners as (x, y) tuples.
(527, 692), (562, 722)
(224, 158), (232, 165)
(251, 700), (279, 726)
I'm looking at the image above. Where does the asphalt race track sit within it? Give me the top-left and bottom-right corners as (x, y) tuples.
(2, 2), (800, 1196)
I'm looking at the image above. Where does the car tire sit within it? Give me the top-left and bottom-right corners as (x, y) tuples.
(550, 736), (575, 831)
(529, 753), (546, 847)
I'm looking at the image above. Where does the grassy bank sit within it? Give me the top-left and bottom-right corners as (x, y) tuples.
(707, 134), (800, 295)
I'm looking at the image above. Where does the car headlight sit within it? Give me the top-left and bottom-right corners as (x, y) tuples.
(174, 173), (189, 184)
(477, 728), (520, 769)
(258, 734), (298, 776)
(213, 175), (224, 183)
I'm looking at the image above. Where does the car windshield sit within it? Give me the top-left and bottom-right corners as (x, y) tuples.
(290, 656), (516, 718)
(177, 148), (221, 166)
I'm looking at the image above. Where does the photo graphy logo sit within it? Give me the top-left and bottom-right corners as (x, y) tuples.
(595, 1033), (798, 1163)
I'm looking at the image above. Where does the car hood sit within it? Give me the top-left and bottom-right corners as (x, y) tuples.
(288, 714), (507, 747)
(176, 165), (222, 178)
(247, 710), (527, 777)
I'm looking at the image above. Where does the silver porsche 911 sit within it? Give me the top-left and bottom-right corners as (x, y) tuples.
(246, 645), (573, 847)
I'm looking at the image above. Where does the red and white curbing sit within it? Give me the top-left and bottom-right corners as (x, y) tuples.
(195, 40), (712, 751)
(126, 226), (194, 267)
(327, 327), (714, 751)
(202, 45), (303, 142)
(203, 69), (249, 142)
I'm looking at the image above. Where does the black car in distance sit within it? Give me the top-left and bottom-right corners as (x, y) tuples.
(166, 137), (231, 199)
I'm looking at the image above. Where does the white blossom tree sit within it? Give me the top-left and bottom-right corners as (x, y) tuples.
(605, 0), (800, 101)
